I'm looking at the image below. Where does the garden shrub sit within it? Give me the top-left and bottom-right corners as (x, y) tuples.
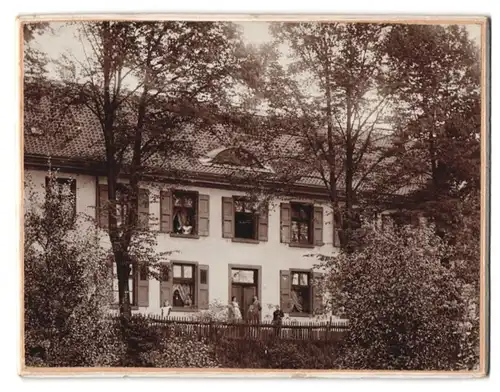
(214, 338), (340, 369)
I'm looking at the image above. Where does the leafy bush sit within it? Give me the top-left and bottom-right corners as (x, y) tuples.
(142, 334), (220, 368)
(214, 338), (340, 369)
(24, 172), (123, 367)
(317, 222), (479, 370)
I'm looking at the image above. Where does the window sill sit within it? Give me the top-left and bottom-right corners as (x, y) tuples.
(169, 233), (200, 239)
(171, 307), (198, 313)
(289, 243), (315, 249)
(231, 238), (260, 244)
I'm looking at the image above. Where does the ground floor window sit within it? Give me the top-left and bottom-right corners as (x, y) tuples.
(172, 263), (195, 307)
(112, 263), (135, 306)
(290, 271), (311, 314)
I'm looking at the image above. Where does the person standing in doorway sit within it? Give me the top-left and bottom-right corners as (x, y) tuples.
(247, 295), (262, 323)
(228, 296), (242, 322)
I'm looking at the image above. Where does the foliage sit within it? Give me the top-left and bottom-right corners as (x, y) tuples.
(115, 314), (219, 367)
(316, 222), (479, 370)
(141, 335), (220, 368)
(214, 338), (340, 369)
(191, 299), (231, 322)
(24, 171), (124, 367)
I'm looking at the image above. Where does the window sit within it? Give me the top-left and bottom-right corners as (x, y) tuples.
(290, 271), (311, 314)
(291, 203), (313, 245)
(111, 184), (131, 228)
(234, 198), (258, 240)
(172, 263), (195, 308)
(212, 147), (264, 169)
(45, 177), (76, 218)
(172, 191), (197, 235)
(112, 263), (135, 306)
(231, 268), (257, 284)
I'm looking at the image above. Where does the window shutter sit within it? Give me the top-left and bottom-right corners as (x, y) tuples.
(280, 203), (291, 243)
(160, 190), (172, 233)
(198, 194), (210, 236)
(138, 188), (149, 230)
(198, 264), (209, 310)
(312, 272), (325, 315)
(221, 197), (234, 238)
(136, 265), (149, 307)
(159, 263), (172, 308)
(280, 270), (292, 312)
(98, 184), (109, 228)
(258, 204), (269, 242)
(313, 206), (324, 246)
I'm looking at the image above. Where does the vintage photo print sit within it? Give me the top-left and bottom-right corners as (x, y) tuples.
(20, 15), (489, 377)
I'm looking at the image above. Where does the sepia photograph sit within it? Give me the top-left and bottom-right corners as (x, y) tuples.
(20, 15), (489, 376)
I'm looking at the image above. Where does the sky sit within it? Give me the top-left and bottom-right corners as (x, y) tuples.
(31, 21), (482, 74)
(28, 21), (482, 129)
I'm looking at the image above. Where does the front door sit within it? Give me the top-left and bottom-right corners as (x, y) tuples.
(230, 268), (258, 320)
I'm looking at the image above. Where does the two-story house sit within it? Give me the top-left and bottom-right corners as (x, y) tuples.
(24, 97), (345, 322)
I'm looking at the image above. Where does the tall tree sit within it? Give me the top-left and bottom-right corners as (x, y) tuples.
(262, 23), (398, 251)
(45, 21), (255, 319)
(381, 25), (481, 286)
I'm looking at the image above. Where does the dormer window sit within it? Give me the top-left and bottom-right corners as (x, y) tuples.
(211, 147), (264, 169)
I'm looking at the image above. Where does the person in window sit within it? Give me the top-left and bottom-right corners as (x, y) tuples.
(173, 290), (184, 307)
(184, 293), (193, 307)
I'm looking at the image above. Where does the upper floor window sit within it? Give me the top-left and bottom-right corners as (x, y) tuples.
(291, 202), (313, 245)
(160, 190), (209, 237)
(97, 184), (149, 230)
(172, 191), (197, 235)
(280, 202), (323, 247)
(234, 198), (259, 240)
(222, 196), (269, 243)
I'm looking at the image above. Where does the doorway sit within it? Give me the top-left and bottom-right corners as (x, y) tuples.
(229, 267), (260, 320)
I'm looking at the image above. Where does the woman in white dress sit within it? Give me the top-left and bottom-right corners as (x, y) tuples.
(230, 296), (242, 321)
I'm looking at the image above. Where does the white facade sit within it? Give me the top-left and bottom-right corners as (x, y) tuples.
(26, 169), (339, 321)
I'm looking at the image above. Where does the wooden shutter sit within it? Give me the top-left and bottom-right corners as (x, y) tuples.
(136, 265), (149, 307)
(312, 272), (325, 315)
(279, 270), (292, 312)
(198, 264), (209, 310)
(159, 263), (172, 307)
(138, 188), (149, 230)
(160, 190), (172, 233)
(222, 197), (234, 238)
(280, 203), (291, 243)
(257, 204), (269, 242)
(198, 194), (210, 236)
(313, 206), (324, 246)
(98, 184), (109, 228)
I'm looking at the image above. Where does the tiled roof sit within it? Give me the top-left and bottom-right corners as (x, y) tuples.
(24, 92), (423, 197)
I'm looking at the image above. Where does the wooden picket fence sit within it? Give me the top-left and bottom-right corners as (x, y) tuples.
(135, 314), (349, 342)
